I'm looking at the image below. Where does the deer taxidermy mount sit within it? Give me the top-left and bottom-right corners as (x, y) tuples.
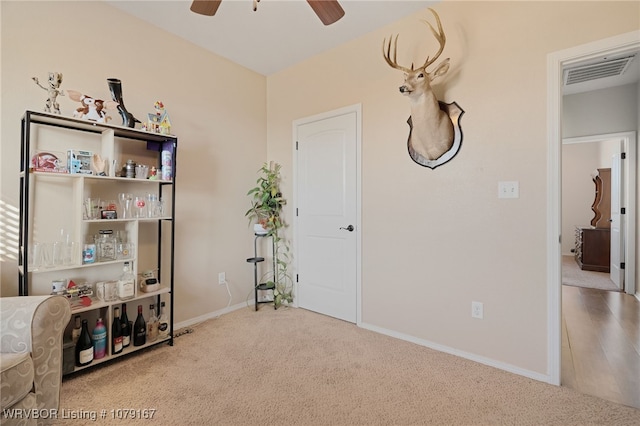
(383, 8), (464, 169)
(190, 0), (345, 26)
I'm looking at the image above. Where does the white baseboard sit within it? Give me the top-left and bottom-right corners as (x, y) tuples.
(359, 321), (552, 385)
(175, 305), (552, 385)
(174, 301), (252, 330)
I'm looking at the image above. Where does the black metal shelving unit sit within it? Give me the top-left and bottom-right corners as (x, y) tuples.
(18, 110), (177, 373)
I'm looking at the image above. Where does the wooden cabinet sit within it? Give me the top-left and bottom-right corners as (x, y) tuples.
(574, 167), (611, 272)
(591, 168), (611, 228)
(575, 226), (610, 272)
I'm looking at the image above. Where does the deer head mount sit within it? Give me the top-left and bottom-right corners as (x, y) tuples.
(383, 8), (464, 169)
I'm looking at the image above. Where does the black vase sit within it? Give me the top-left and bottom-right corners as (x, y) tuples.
(107, 78), (139, 128)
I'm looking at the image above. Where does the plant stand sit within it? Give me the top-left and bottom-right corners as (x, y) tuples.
(246, 234), (276, 311)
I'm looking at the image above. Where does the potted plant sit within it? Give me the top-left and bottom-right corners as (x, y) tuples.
(245, 162), (293, 308)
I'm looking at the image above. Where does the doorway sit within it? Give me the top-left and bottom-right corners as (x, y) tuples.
(547, 31), (640, 387)
(293, 104), (362, 324)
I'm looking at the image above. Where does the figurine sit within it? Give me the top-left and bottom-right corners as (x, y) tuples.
(32, 72), (65, 114)
(146, 101), (171, 134)
(67, 90), (118, 123)
(107, 78), (140, 128)
(91, 154), (107, 176)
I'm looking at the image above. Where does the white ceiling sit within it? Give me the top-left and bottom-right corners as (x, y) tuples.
(105, 0), (434, 76)
(105, 0), (638, 92)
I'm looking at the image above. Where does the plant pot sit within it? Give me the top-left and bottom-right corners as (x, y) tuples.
(254, 223), (268, 235)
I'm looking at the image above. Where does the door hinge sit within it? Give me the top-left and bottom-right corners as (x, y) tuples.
(296, 274), (299, 283)
(621, 262), (625, 270)
(621, 207), (626, 214)
(296, 141), (299, 150)
(621, 152), (626, 159)
(296, 208), (298, 216)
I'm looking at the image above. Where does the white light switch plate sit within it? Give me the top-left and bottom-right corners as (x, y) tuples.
(498, 181), (519, 199)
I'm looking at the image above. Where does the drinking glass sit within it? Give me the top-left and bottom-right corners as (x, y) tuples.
(134, 195), (146, 218)
(84, 198), (101, 220)
(118, 193), (133, 219)
(146, 193), (159, 218)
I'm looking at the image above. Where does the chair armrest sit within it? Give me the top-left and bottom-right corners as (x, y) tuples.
(1, 295), (71, 416)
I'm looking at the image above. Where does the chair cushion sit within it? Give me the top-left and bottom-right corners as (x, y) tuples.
(0, 352), (34, 410)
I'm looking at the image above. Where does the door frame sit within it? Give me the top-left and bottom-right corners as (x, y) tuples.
(292, 103), (363, 325)
(562, 132), (637, 292)
(547, 30), (640, 386)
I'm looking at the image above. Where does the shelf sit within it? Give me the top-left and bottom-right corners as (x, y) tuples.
(27, 258), (136, 274)
(69, 285), (171, 314)
(19, 108), (176, 376)
(70, 335), (172, 374)
(30, 171), (173, 184)
(24, 110), (177, 143)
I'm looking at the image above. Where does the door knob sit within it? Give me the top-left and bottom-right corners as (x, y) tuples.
(339, 225), (354, 232)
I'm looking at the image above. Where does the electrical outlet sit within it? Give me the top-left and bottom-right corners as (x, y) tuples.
(498, 181), (519, 199)
(218, 272), (225, 285)
(471, 301), (484, 319)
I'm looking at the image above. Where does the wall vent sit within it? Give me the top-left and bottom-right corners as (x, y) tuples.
(563, 56), (634, 86)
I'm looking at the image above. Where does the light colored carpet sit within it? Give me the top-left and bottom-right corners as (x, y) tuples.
(59, 306), (640, 425)
(562, 255), (619, 291)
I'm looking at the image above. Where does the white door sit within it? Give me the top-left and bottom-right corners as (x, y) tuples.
(610, 151), (624, 290)
(295, 108), (358, 323)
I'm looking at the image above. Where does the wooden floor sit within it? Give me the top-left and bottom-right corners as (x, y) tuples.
(562, 284), (640, 409)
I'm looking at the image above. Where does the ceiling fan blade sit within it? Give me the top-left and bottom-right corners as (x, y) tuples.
(190, 0), (222, 16)
(307, 0), (345, 26)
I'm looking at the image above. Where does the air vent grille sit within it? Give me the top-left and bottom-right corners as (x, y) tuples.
(564, 56), (634, 86)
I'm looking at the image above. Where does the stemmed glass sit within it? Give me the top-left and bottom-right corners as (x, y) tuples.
(118, 193), (133, 219)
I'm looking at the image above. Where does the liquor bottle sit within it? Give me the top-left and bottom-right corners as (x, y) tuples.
(120, 303), (131, 348)
(92, 318), (107, 359)
(112, 307), (123, 355)
(75, 319), (93, 367)
(133, 304), (146, 346)
(147, 304), (158, 342)
(117, 262), (135, 300)
(158, 301), (169, 339)
(71, 315), (82, 344)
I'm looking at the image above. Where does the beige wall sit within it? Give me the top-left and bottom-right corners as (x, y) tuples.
(0, 1), (267, 323)
(1, 1), (638, 381)
(266, 1), (639, 376)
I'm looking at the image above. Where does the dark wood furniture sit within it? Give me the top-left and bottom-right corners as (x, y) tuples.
(574, 168), (611, 272)
(575, 226), (610, 272)
(590, 168), (611, 229)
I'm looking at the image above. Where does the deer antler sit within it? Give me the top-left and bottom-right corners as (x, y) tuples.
(419, 8), (446, 70)
(382, 8), (446, 72)
(382, 34), (412, 73)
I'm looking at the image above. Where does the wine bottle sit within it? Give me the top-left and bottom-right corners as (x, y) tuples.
(92, 317), (107, 359)
(120, 303), (131, 348)
(71, 315), (82, 344)
(147, 304), (158, 342)
(75, 319), (93, 367)
(133, 304), (146, 346)
(158, 301), (169, 339)
(112, 307), (123, 355)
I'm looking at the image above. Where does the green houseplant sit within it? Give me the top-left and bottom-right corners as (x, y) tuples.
(245, 162), (293, 308)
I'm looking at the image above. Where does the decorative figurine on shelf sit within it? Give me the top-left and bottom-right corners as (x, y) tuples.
(91, 154), (107, 176)
(32, 72), (65, 114)
(107, 78), (140, 128)
(67, 90), (118, 123)
(148, 166), (158, 180)
(146, 101), (171, 135)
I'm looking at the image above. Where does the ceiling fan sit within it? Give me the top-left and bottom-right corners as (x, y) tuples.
(190, 0), (345, 26)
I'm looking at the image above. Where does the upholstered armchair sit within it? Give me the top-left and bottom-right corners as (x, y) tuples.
(1, 296), (71, 426)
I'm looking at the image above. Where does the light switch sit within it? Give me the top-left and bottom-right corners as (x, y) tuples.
(498, 181), (519, 199)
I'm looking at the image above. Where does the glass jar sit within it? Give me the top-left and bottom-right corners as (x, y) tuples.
(96, 230), (116, 262)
